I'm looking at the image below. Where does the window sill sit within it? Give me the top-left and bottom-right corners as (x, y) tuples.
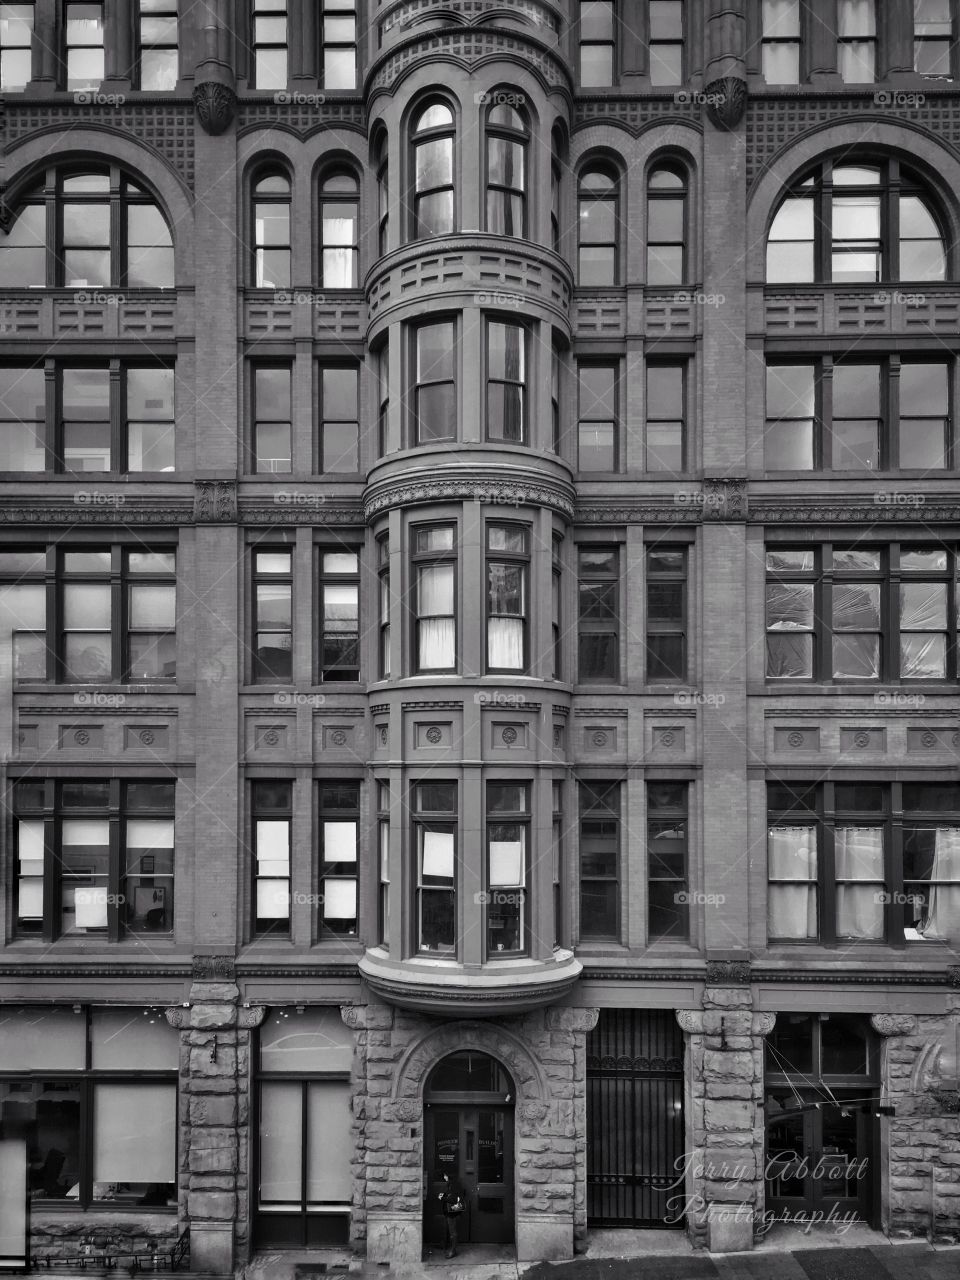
(753, 682), (959, 695)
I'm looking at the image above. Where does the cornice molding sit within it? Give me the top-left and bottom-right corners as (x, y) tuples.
(364, 473), (575, 521)
(366, 26), (571, 99)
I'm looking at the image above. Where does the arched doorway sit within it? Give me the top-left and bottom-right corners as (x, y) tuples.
(423, 1051), (515, 1249)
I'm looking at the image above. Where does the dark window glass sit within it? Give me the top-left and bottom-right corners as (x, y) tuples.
(578, 363), (617, 471)
(253, 549), (292, 682)
(578, 546), (619, 681)
(645, 547), (686, 681)
(579, 781), (619, 938)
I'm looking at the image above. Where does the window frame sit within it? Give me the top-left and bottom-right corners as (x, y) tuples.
(0, 2), (34, 92)
(318, 546), (360, 682)
(64, 1), (104, 92)
(251, 168), (292, 290)
(647, 0), (684, 86)
(320, 0), (357, 91)
(836, 0), (877, 82)
(577, 164), (620, 287)
(645, 360), (686, 472)
(577, 359), (619, 473)
(318, 361), (360, 474)
(645, 544), (687, 683)
(412, 780), (458, 956)
(137, 0), (179, 92)
(914, 0), (956, 75)
(411, 317), (457, 446)
(377, 780), (390, 945)
(14, 778), (176, 944)
(485, 318), (527, 445)
(251, 0), (289, 90)
(647, 780), (689, 941)
(578, 780), (621, 941)
(251, 546), (294, 684)
(578, 0), (616, 87)
(761, 0), (802, 84)
(484, 100), (529, 238)
(485, 523), (530, 675)
(250, 361), (292, 475)
(252, 779), (292, 936)
(318, 169), (360, 289)
(410, 99), (457, 242)
(577, 544), (621, 683)
(485, 781), (530, 958)
(377, 533), (391, 679)
(411, 523), (458, 675)
(318, 782), (360, 938)
(646, 162), (688, 287)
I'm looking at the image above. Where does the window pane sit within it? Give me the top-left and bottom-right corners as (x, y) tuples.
(580, 44), (613, 86)
(763, 42), (800, 83)
(91, 1008), (178, 1069)
(766, 419), (813, 469)
(0, 1008), (86, 1069)
(0, 1080), (81, 1198)
(259, 1082), (301, 1207)
(307, 1081), (353, 1203)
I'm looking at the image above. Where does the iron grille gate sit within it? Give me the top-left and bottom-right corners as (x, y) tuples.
(586, 1009), (685, 1228)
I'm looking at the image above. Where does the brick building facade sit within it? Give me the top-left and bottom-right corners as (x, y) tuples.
(0, 0), (957, 1273)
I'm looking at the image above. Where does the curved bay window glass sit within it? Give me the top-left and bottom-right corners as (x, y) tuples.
(414, 319), (456, 443)
(412, 102), (455, 240)
(376, 134), (389, 257)
(253, 170), (291, 289)
(414, 781), (457, 953)
(486, 525), (528, 672)
(578, 166), (619, 285)
(413, 525), (456, 672)
(647, 165), (686, 286)
(485, 102), (527, 237)
(487, 320), (526, 443)
(766, 160), (947, 284)
(0, 169), (173, 289)
(319, 170), (359, 288)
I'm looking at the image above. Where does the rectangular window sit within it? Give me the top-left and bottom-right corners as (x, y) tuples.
(765, 543), (959, 682)
(126, 549), (177, 679)
(252, 365), (292, 474)
(551, 344), (561, 454)
(915, 0), (953, 74)
(0, 1006), (177, 1209)
(378, 535), (390, 679)
(837, 0), (876, 82)
(15, 780), (175, 941)
(767, 783), (819, 941)
(414, 320), (455, 444)
(486, 783), (529, 956)
(552, 535), (562, 680)
(413, 525), (456, 672)
(253, 781), (291, 935)
(486, 525), (528, 672)
(0, 362), (176, 475)
(578, 546), (619, 682)
(252, 0), (287, 89)
(377, 341), (390, 456)
(487, 321), (526, 443)
(378, 782), (390, 945)
(552, 781), (563, 946)
(646, 363), (685, 471)
(579, 781), (620, 939)
(321, 0), (357, 90)
(902, 783), (960, 941)
(646, 546), (686, 681)
(319, 548), (359, 681)
(647, 782), (688, 940)
(762, 0), (801, 83)
(414, 781), (457, 953)
(139, 0), (178, 91)
(0, 549), (47, 680)
(65, 2), (103, 91)
(578, 363), (617, 472)
(648, 0), (683, 85)
(253, 548), (292, 682)
(319, 364), (359, 472)
(579, 0), (615, 86)
(765, 358), (950, 472)
(0, 3), (33, 91)
(319, 784), (358, 936)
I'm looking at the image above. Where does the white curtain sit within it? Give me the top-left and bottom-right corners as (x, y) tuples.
(835, 827), (884, 939)
(768, 825), (817, 938)
(488, 618), (523, 669)
(916, 827), (960, 941)
(417, 565), (454, 668)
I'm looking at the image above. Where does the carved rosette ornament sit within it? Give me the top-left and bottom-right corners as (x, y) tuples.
(194, 480), (238, 523)
(705, 959), (751, 986)
(870, 1013), (918, 1036)
(704, 77), (747, 130)
(193, 82), (237, 135)
(238, 1006), (267, 1029)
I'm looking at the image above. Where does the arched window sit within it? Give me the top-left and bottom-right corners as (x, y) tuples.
(550, 130), (563, 253)
(577, 165), (619, 285)
(319, 170), (359, 288)
(0, 168), (174, 289)
(411, 101), (455, 240)
(376, 134), (389, 257)
(646, 164), (687, 286)
(252, 170), (291, 289)
(485, 101), (528, 237)
(766, 159), (947, 284)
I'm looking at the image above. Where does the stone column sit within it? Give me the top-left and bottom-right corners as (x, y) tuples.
(542, 1007), (599, 1257)
(677, 977), (774, 1253)
(166, 963), (264, 1275)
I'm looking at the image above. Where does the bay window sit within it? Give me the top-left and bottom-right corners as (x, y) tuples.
(413, 525), (456, 672)
(485, 102), (527, 237)
(486, 783), (529, 956)
(486, 321), (526, 443)
(378, 782), (390, 944)
(414, 319), (456, 444)
(378, 535), (390, 678)
(414, 781), (457, 953)
(411, 102), (455, 240)
(486, 524), (528, 672)
(15, 779), (175, 941)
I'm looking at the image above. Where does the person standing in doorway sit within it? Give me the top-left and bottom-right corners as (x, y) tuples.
(438, 1171), (465, 1259)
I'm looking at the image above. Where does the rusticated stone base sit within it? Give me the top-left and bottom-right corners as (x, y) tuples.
(28, 1212), (177, 1264)
(344, 1001), (598, 1262)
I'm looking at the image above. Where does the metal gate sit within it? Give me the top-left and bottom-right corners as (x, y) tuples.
(586, 1009), (685, 1227)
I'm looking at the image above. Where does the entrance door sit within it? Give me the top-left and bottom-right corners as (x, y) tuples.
(766, 1092), (875, 1222)
(425, 1105), (515, 1246)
